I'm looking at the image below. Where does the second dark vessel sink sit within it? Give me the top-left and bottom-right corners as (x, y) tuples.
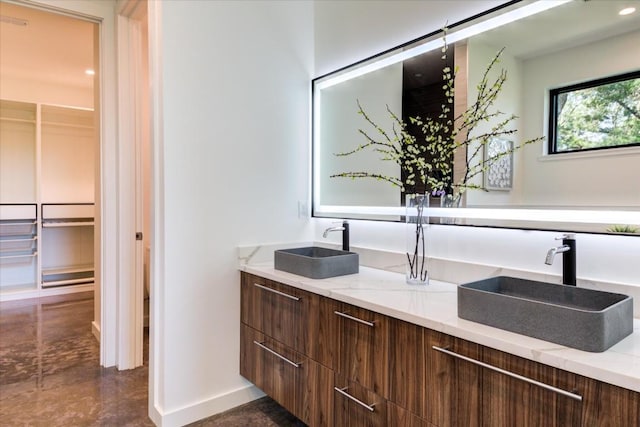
(458, 276), (633, 352)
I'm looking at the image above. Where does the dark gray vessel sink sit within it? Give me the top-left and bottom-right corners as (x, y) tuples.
(274, 246), (359, 279)
(458, 276), (633, 352)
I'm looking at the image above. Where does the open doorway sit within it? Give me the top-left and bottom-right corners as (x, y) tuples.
(0, 2), (101, 344)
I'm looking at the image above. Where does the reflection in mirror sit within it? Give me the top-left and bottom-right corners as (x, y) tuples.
(312, 0), (640, 233)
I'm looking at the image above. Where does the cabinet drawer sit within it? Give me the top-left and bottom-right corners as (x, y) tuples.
(335, 302), (389, 397)
(480, 346), (583, 427)
(240, 324), (334, 426)
(334, 373), (387, 427)
(241, 272), (311, 354)
(425, 330), (482, 427)
(240, 324), (304, 419)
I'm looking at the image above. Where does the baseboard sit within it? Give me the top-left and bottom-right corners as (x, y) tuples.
(154, 384), (264, 427)
(91, 320), (100, 342)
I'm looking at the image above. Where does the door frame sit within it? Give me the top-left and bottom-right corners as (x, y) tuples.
(12, 0), (120, 367)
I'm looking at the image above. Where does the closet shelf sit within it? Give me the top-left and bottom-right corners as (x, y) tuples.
(0, 238), (37, 253)
(41, 277), (94, 288)
(42, 265), (93, 276)
(0, 251), (37, 260)
(0, 117), (36, 124)
(42, 268), (94, 288)
(41, 120), (93, 130)
(42, 220), (94, 228)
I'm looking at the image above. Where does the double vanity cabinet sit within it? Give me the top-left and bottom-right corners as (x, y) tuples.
(240, 271), (639, 426)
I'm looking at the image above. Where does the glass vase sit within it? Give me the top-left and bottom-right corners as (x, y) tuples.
(406, 193), (429, 285)
(440, 193), (461, 224)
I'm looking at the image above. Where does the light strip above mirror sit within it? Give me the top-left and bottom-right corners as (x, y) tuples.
(314, 0), (571, 90)
(314, 205), (640, 225)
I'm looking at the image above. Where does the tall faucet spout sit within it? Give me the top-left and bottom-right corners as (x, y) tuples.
(544, 233), (577, 286)
(322, 226), (344, 238)
(322, 220), (350, 251)
(545, 245), (569, 265)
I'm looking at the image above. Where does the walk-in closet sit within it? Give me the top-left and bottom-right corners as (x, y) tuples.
(0, 2), (98, 301)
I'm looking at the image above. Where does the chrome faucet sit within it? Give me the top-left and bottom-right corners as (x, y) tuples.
(545, 233), (576, 286)
(323, 220), (350, 251)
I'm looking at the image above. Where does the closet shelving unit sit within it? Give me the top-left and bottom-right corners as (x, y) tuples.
(0, 204), (38, 293)
(41, 203), (94, 288)
(0, 99), (96, 300)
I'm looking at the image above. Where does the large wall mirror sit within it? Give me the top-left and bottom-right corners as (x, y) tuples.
(312, 0), (640, 233)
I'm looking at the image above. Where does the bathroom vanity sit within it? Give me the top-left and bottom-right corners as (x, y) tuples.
(239, 265), (639, 426)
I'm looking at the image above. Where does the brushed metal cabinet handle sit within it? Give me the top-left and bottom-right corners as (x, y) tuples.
(253, 283), (300, 301)
(253, 341), (301, 368)
(334, 311), (375, 327)
(334, 386), (376, 412)
(432, 345), (582, 401)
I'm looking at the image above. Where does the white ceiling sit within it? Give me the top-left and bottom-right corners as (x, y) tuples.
(474, 0), (640, 59)
(0, 2), (95, 91)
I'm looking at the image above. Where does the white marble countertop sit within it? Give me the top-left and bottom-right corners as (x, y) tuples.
(241, 262), (640, 393)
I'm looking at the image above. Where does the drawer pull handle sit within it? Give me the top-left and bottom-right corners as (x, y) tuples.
(432, 345), (582, 402)
(334, 387), (376, 412)
(253, 283), (300, 301)
(253, 341), (301, 368)
(334, 311), (375, 327)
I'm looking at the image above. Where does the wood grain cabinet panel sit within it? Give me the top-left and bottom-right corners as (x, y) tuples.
(240, 324), (304, 417)
(334, 373), (387, 427)
(240, 272), (640, 427)
(387, 401), (435, 427)
(480, 347), (583, 427)
(308, 295), (340, 370)
(241, 273), (312, 355)
(335, 303), (389, 397)
(388, 318), (424, 416)
(424, 330), (482, 427)
(582, 379), (640, 427)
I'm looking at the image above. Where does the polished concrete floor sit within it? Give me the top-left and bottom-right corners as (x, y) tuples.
(0, 291), (303, 426)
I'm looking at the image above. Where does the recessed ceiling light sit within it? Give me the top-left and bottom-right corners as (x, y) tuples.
(85, 69), (95, 76)
(619, 7), (636, 16)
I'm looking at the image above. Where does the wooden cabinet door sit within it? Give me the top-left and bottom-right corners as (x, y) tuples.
(335, 302), (389, 397)
(334, 373), (387, 427)
(481, 347), (583, 427)
(240, 272), (311, 354)
(581, 379), (640, 427)
(424, 330), (482, 427)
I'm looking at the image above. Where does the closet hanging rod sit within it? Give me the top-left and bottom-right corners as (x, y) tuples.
(42, 221), (94, 228)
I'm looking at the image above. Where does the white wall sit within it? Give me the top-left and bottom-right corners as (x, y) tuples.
(318, 63), (402, 207)
(520, 30), (640, 208)
(465, 39), (524, 206)
(153, 1), (314, 424)
(313, 1), (639, 289)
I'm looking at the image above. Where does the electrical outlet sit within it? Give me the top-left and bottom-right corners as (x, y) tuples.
(298, 201), (308, 218)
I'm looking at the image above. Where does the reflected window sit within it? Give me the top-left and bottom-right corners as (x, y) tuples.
(549, 71), (640, 154)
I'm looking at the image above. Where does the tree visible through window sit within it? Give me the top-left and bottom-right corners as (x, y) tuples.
(549, 71), (640, 154)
